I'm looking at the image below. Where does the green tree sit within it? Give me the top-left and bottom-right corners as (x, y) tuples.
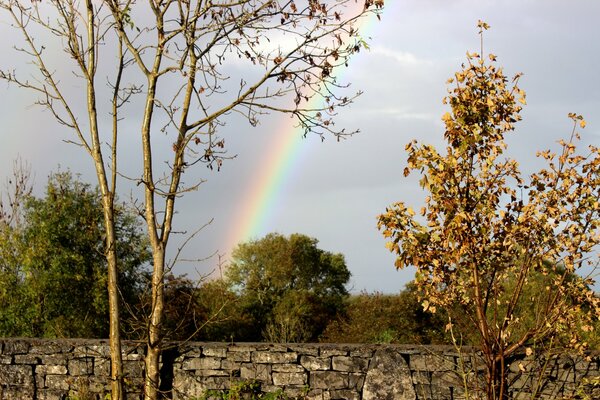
(378, 22), (600, 399)
(227, 233), (351, 342)
(320, 283), (448, 345)
(0, 171), (150, 338)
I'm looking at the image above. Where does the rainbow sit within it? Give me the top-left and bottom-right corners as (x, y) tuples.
(225, 3), (389, 254)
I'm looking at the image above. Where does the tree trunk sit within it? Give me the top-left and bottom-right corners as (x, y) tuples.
(144, 246), (166, 400)
(106, 238), (124, 400)
(97, 176), (124, 400)
(487, 357), (508, 400)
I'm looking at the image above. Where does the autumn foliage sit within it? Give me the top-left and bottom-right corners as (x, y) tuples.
(378, 21), (600, 400)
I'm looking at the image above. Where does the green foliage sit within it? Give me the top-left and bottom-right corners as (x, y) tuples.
(226, 233), (350, 342)
(0, 171), (150, 338)
(320, 283), (448, 345)
(197, 380), (305, 400)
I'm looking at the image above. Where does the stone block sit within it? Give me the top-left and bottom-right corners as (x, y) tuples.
(45, 374), (70, 390)
(0, 364), (34, 385)
(304, 388), (332, 400)
(410, 354), (456, 371)
(283, 386), (311, 398)
(301, 355), (331, 371)
(363, 350), (416, 400)
(348, 372), (365, 391)
(172, 371), (206, 400)
(227, 344), (257, 353)
(268, 344), (290, 353)
(124, 352), (144, 361)
(2, 340), (31, 355)
(272, 372), (307, 386)
(203, 346), (227, 358)
(310, 371), (348, 390)
(330, 389), (360, 400)
(14, 354), (41, 364)
(320, 348), (348, 357)
(68, 357), (94, 376)
(350, 348), (375, 358)
(288, 344), (319, 356)
(221, 358), (242, 371)
(36, 364), (68, 375)
(36, 389), (67, 400)
(85, 375), (112, 393)
(74, 344), (110, 358)
(30, 343), (68, 355)
(0, 385), (35, 399)
(40, 355), (67, 365)
(272, 363), (305, 373)
(183, 356), (221, 370)
(413, 370), (432, 384)
(240, 363), (271, 382)
(252, 351), (297, 364)
(0, 355), (13, 364)
(227, 350), (251, 362)
(123, 360), (144, 378)
(94, 358), (111, 377)
(197, 369), (230, 377)
(332, 356), (369, 372)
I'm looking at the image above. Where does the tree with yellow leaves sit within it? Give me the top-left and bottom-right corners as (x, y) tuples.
(378, 21), (599, 400)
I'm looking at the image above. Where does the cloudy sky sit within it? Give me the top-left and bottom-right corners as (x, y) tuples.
(1, 0), (599, 293)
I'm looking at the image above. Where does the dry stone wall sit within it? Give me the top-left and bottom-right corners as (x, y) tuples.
(0, 339), (598, 399)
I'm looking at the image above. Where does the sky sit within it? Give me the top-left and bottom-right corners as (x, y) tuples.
(1, 0), (599, 293)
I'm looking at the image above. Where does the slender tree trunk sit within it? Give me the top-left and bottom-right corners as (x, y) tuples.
(486, 357), (508, 400)
(104, 220), (124, 400)
(144, 246), (166, 400)
(84, 3), (124, 396)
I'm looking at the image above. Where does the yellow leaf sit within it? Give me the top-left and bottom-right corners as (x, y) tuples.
(518, 97), (527, 105)
(580, 120), (586, 128)
(525, 347), (533, 356)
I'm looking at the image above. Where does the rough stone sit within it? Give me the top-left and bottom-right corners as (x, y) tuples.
(2, 340), (31, 355)
(410, 354), (456, 371)
(203, 346), (227, 358)
(227, 350), (252, 362)
(300, 355), (331, 371)
(310, 371), (348, 390)
(45, 374), (70, 390)
(320, 347), (349, 357)
(363, 349), (416, 400)
(272, 363), (305, 373)
(36, 364), (68, 375)
(68, 357), (94, 376)
(183, 356), (221, 370)
(332, 356), (368, 372)
(0, 364), (34, 385)
(240, 363), (271, 382)
(252, 351), (297, 364)
(272, 372), (307, 386)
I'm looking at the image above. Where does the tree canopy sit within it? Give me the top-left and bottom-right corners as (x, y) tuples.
(226, 233), (351, 342)
(0, 171), (150, 338)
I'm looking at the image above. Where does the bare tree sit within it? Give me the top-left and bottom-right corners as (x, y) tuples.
(0, 1), (383, 399)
